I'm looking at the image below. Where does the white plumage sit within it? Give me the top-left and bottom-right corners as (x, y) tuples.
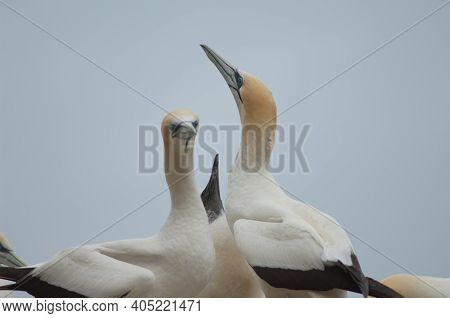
(198, 155), (265, 297)
(0, 109), (215, 298)
(226, 165), (355, 297)
(229, 179), (353, 271)
(201, 44), (401, 298)
(198, 214), (266, 297)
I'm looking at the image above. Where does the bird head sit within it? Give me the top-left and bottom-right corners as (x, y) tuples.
(201, 44), (277, 127)
(0, 233), (26, 267)
(161, 109), (200, 176)
(0, 233), (12, 252)
(162, 109), (199, 154)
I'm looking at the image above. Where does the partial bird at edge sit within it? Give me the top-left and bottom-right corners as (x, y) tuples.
(381, 274), (450, 298)
(0, 234), (26, 268)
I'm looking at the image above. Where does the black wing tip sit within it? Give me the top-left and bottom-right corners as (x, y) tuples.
(0, 266), (88, 298)
(367, 277), (403, 298)
(0, 266), (33, 282)
(0, 283), (14, 290)
(349, 254), (369, 297)
(254, 258), (373, 297)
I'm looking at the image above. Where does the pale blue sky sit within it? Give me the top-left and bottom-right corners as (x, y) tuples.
(1, 0), (449, 296)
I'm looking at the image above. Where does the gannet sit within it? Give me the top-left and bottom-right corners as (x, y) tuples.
(198, 154), (265, 297)
(1, 234), (26, 298)
(200, 45), (401, 298)
(0, 234), (26, 268)
(381, 274), (450, 298)
(0, 109), (215, 298)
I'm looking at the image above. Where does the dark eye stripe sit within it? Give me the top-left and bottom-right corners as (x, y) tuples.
(169, 121), (198, 132)
(229, 84), (243, 103)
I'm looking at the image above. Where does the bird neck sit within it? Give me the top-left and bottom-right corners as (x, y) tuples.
(237, 122), (275, 172)
(164, 146), (200, 210)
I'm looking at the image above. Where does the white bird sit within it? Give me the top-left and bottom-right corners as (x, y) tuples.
(381, 274), (450, 297)
(0, 233), (26, 298)
(0, 109), (215, 298)
(198, 154), (265, 297)
(201, 45), (400, 298)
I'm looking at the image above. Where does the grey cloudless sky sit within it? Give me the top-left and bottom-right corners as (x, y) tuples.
(1, 0), (449, 297)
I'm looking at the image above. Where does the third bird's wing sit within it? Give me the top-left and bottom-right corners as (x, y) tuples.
(23, 245), (155, 298)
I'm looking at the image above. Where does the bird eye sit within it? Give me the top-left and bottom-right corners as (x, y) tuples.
(192, 120), (199, 129)
(168, 123), (177, 132)
(235, 72), (244, 89)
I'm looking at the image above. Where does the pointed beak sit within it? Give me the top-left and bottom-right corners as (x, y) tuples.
(0, 245), (26, 267)
(200, 44), (240, 92)
(201, 154), (224, 223)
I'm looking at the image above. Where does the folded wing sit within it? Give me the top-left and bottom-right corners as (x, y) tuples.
(233, 218), (369, 296)
(1, 246), (155, 298)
